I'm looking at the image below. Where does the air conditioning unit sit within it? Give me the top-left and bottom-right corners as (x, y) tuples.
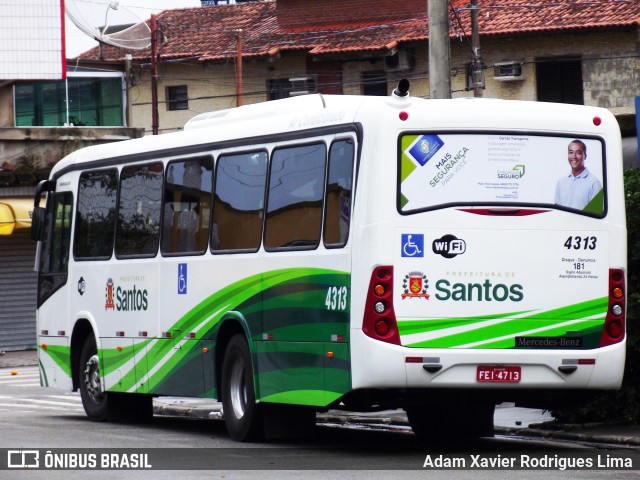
(493, 61), (525, 81)
(385, 49), (416, 72)
(289, 75), (318, 96)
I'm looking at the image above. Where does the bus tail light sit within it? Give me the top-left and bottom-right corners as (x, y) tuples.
(363, 266), (400, 345)
(600, 269), (626, 347)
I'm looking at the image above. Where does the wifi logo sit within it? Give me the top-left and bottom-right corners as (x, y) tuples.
(432, 234), (467, 259)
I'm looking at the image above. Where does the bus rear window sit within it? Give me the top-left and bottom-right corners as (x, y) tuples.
(398, 133), (605, 216)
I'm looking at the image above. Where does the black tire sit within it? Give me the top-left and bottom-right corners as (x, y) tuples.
(221, 335), (263, 441)
(78, 336), (108, 421)
(78, 336), (154, 423)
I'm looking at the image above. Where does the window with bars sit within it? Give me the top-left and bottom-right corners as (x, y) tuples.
(536, 57), (583, 105)
(166, 85), (189, 111)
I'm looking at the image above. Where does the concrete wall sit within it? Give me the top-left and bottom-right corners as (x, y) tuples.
(0, 127), (143, 184)
(130, 55), (308, 134)
(450, 29), (640, 118)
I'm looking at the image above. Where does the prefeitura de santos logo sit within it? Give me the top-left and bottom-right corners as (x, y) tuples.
(105, 278), (148, 312)
(402, 271), (430, 300)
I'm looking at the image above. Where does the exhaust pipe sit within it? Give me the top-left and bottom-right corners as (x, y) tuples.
(392, 79), (410, 98)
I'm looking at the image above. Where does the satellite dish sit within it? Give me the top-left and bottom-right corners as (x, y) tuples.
(65, 0), (152, 50)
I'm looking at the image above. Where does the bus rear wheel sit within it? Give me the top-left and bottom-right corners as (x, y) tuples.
(221, 335), (263, 441)
(79, 336), (108, 421)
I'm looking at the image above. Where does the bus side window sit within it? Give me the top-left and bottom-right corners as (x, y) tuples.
(324, 139), (354, 248)
(162, 157), (213, 255)
(115, 162), (163, 258)
(212, 151), (267, 252)
(74, 169), (118, 260)
(265, 143), (326, 250)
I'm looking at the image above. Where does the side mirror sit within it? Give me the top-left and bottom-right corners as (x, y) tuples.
(31, 207), (45, 241)
(32, 179), (53, 241)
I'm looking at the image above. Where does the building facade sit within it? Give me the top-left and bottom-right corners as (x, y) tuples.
(73, 0), (640, 152)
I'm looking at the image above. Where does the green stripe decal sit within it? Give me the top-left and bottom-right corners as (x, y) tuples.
(39, 345), (72, 379)
(102, 340), (152, 376)
(38, 358), (49, 387)
(138, 269), (299, 393)
(399, 297), (608, 349)
(397, 311), (529, 336)
(97, 267), (350, 407)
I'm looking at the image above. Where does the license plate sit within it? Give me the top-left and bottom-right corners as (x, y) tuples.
(477, 366), (521, 383)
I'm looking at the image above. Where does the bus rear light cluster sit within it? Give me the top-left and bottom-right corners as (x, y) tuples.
(362, 266), (400, 345)
(600, 269), (626, 347)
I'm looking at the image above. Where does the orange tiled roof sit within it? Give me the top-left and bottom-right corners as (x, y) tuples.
(453, 0), (640, 36)
(79, 0), (640, 62)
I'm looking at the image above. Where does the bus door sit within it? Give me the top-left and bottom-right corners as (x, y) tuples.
(36, 189), (73, 388)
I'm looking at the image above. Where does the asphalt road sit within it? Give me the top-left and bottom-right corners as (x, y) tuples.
(1, 365), (638, 480)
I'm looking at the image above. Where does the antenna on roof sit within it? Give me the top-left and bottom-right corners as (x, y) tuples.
(65, 0), (152, 50)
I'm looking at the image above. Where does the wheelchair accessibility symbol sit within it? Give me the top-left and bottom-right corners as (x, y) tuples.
(401, 234), (424, 258)
(178, 263), (187, 295)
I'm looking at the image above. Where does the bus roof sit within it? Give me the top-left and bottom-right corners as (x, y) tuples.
(49, 93), (620, 178)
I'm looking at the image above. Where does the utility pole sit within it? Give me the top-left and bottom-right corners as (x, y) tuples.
(428, 0), (451, 99)
(471, 0), (483, 97)
(235, 29), (243, 107)
(151, 14), (159, 135)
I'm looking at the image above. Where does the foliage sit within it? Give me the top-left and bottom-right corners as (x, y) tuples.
(551, 169), (640, 424)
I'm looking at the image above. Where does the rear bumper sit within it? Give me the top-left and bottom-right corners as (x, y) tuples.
(350, 330), (625, 391)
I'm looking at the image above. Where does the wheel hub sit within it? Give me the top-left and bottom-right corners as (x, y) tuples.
(83, 354), (104, 404)
(229, 359), (247, 419)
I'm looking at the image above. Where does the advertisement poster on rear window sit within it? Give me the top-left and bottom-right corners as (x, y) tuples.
(399, 134), (605, 216)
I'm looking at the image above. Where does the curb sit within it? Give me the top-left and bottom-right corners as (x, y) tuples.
(0, 350), (38, 369)
(317, 412), (409, 427)
(501, 424), (640, 447)
(153, 401), (223, 421)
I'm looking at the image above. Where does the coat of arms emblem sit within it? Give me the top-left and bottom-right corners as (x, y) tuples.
(402, 272), (430, 299)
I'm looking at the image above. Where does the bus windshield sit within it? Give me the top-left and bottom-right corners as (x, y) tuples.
(399, 133), (606, 216)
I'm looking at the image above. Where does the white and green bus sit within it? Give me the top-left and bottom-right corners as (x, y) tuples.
(33, 81), (627, 441)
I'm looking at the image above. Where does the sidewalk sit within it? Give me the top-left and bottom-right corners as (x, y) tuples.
(0, 348), (38, 368)
(3, 349), (639, 447)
